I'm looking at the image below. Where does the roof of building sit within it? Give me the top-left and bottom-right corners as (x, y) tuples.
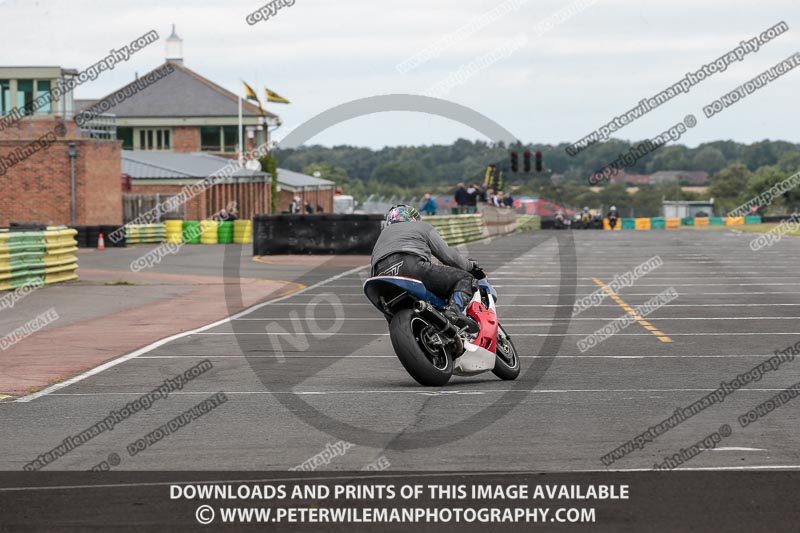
(276, 168), (336, 188)
(76, 61), (275, 119)
(121, 151), (334, 188)
(122, 151), (267, 179)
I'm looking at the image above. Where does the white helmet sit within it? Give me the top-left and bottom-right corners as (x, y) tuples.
(610, 205), (616, 211)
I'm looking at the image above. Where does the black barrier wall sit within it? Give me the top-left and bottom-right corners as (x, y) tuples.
(253, 214), (385, 255)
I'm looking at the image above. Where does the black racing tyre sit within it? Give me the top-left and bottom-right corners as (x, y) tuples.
(389, 308), (453, 386)
(492, 325), (520, 380)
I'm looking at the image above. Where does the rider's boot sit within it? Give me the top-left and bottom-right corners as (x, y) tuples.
(444, 290), (479, 334)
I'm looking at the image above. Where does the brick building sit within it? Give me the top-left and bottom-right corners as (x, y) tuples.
(122, 152), (334, 222)
(0, 67), (121, 226)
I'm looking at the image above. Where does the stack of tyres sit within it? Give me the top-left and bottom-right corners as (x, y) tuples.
(709, 217), (725, 226)
(166, 220), (184, 244)
(87, 226), (101, 248)
(650, 217), (666, 230)
(200, 220), (219, 244)
(72, 226), (89, 248)
(126, 224), (165, 244)
(43, 227), (79, 285)
(621, 218), (636, 230)
(100, 225), (126, 247)
(218, 221), (234, 243)
(233, 220), (252, 244)
(0, 232), (46, 291)
(182, 221), (201, 244)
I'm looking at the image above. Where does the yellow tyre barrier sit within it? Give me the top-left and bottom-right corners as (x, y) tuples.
(635, 218), (651, 230)
(694, 217), (709, 227)
(725, 216), (744, 226)
(165, 220), (184, 244)
(200, 220), (219, 244)
(424, 215), (485, 245)
(665, 218), (681, 230)
(233, 220), (252, 244)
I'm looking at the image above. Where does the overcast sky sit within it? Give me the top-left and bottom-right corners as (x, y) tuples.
(1, 0), (798, 148)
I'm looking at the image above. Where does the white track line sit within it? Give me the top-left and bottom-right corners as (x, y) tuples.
(134, 354), (788, 359)
(42, 387), (800, 397)
(15, 264), (371, 403)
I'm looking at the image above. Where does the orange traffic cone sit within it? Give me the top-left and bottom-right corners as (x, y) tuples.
(98, 233), (105, 250)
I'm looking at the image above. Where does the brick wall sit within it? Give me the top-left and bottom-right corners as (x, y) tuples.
(172, 126), (199, 153)
(0, 119), (121, 226)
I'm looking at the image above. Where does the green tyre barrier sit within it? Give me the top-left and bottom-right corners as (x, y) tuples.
(182, 221), (201, 244)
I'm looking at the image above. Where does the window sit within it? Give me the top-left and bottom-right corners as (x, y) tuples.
(36, 80), (51, 114)
(0, 80), (9, 115)
(118, 127), (134, 149)
(17, 80), (34, 115)
(200, 126), (221, 151)
(222, 125), (240, 152)
(136, 128), (172, 150)
(201, 125), (244, 152)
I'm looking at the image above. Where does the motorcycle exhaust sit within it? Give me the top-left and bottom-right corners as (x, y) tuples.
(413, 300), (458, 336)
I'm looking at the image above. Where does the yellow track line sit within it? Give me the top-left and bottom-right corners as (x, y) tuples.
(592, 277), (672, 343)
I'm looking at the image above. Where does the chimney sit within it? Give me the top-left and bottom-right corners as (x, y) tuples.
(166, 24), (183, 65)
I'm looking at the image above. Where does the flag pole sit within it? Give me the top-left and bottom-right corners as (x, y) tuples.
(238, 95), (244, 168)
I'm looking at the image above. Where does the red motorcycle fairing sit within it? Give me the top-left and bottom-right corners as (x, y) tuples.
(466, 301), (499, 353)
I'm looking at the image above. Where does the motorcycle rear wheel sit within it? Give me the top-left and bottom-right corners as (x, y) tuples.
(492, 325), (520, 380)
(389, 308), (453, 386)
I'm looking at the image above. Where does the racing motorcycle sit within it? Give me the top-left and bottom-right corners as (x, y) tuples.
(608, 212), (618, 230)
(364, 275), (520, 386)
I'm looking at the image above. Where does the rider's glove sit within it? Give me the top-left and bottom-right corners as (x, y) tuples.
(468, 259), (486, 279)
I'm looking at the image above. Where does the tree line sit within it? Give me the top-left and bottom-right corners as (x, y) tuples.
(275, 139), (800, 217)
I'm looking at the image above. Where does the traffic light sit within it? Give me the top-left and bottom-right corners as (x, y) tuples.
(523, 151), (532, 172)
(510, 151), (518, 172)
(535, 151), (543, 172)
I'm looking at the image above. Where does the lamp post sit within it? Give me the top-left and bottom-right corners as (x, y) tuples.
(68, 143), (77, 226)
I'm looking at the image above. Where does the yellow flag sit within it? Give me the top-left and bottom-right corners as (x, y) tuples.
(265, 87), (290, 104)
(242, 81), (264, 113)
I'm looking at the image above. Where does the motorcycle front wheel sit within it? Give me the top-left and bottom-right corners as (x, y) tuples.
(389, 308), (453, 386)
(492, 325), (520, 380)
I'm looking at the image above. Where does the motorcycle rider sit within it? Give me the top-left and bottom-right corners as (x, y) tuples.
(607, 205), (619, 229)
(371, 205), (485, 331)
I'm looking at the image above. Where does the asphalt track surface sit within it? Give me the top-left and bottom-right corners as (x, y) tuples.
(2, 228), (800, 472)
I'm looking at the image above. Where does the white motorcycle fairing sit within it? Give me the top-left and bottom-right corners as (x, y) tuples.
(452, 288), (497, 376)
(453, 341), (496, 376)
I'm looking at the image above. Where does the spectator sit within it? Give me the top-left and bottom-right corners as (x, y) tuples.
(289, 195), (302, 214)
(454, 183), (469, 214)
(420, 193), (437, 216)
(316, 204), (324, 213)
(305, 201), (314, 214)
(466, 184), (480, 214)
(476, 184), (488, 203)
(503, 193), (514, 208)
